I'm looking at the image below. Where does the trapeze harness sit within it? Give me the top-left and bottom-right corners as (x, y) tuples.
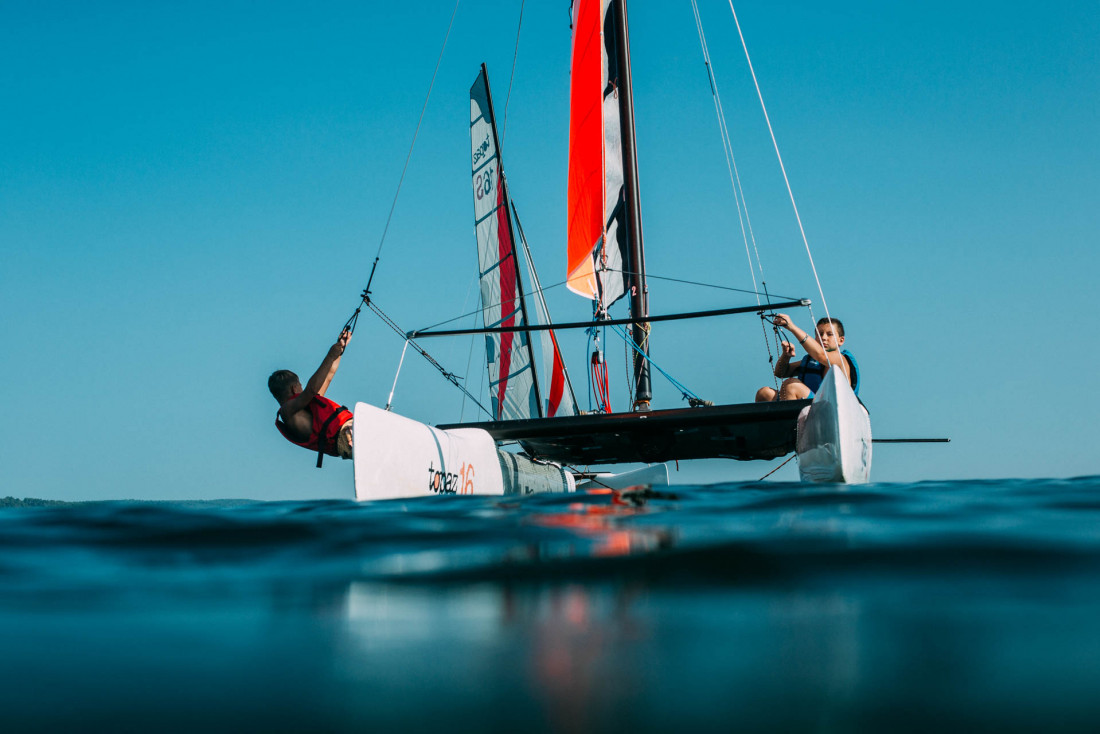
(795, 350), (861, 397)
(275, 394), (353, 468)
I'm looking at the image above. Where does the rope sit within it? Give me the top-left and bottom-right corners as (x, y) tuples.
(624, 328), (634, 401)
(759, 453), (796, 480)
(758, 312), (780, 390)
(727, 1), (832, 325)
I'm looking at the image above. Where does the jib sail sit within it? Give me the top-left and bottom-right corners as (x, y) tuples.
(470, 65), (577, 421)
(470, 66), (539, 421)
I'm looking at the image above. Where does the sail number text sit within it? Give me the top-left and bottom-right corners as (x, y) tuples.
(475, 168), (495, 201)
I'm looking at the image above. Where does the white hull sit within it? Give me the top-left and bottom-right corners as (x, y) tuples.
(351, 402), (682, 500)
(353, 402), (507, 501)
(352, 402), (579, 501)
(796, 368), (872, 483)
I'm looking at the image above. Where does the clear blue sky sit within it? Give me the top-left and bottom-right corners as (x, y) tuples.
(3, 1), (1097, 500)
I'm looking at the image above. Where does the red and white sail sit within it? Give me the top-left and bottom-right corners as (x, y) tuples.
(471, 68), (538, 421)
(471, 67), (576, 421)
(567, 0), (628, 311)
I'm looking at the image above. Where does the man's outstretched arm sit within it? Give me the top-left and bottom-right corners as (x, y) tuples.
(280, 330), (351, 417)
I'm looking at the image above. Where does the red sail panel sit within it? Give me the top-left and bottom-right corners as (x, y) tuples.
(494, 181), (517, 418)
(546, 332), (568, 417)
(566, 0), (603, 300)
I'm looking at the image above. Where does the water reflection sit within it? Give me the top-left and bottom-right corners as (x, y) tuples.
(5, 481), (1100, 730)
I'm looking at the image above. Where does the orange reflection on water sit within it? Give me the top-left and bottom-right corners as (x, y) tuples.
(524, 486), (670, 559)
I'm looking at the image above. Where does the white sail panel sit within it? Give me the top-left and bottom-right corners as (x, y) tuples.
(470, 69), (538, 421)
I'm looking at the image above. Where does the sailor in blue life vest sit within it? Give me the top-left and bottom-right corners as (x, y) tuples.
(755, 315), (859, 401)
(268, 329), (355, 467)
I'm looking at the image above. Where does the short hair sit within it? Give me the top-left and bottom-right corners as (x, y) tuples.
(816, 317), (845, 337)
(268, 370), (300, 400)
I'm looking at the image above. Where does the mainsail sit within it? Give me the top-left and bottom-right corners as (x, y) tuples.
(567, 0), (628, 311)
(470, 66), (576, 420)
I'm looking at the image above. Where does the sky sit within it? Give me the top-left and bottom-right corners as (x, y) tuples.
(2, 1), (1098, 500)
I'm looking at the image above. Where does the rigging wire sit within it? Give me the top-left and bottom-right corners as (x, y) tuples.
(357, 0), (462, 307)
(727, 1), (833, 325)
(610, 324), (701, 403)
(689, 0), (769, 305)
(367, 299), (493, 419)
(384, 340), (411, 411)
(411, 278), (572, 334)
(500, 0), (525, 146)
(458, 273), (484, 422)
(608, 269), (799, 300)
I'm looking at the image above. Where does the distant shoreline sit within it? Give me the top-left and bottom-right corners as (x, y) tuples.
(0, 497), (262, 508)
(1, 497), (70, 508)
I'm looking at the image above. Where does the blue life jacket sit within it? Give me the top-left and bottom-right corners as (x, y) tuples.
(796, 350), (860, 396)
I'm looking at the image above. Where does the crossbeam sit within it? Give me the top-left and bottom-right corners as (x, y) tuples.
(407, 299), (811, 339)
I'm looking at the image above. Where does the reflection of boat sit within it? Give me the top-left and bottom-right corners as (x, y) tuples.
(353, 0), (870, 498)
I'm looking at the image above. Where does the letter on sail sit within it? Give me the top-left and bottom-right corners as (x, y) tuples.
(567, 0), (628, 311)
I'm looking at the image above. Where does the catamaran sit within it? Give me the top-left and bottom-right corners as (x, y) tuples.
(351, 0), (871, 499)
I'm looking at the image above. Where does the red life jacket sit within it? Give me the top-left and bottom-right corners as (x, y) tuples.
(275, 394), (352, 468)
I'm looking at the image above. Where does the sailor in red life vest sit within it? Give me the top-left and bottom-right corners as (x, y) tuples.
(755, 315), (854, 402)
(268, 329), (354, 467)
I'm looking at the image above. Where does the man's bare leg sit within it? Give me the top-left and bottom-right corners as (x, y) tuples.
(778, 378), (812, 401)
(755, 387), (778, 402)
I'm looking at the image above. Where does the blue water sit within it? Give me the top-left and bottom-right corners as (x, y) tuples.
(3, 478), (1100, 732)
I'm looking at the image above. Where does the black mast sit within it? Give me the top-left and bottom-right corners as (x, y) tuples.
(611, 0), (652, 410)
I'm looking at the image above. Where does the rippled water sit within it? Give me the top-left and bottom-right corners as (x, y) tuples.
(3, 477), (1100, 732)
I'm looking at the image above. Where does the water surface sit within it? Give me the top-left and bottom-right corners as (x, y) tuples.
(3, 478), (1099, 732)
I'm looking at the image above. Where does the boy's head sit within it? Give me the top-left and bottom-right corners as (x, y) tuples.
(268, 370), (302, 402)
(815, 317), (845, 352)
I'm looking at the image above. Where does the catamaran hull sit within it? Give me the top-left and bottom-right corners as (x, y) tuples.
(352, 402), (576, 501)
(796, 369), (872, 483)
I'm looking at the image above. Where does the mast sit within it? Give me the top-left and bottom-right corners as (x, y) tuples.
(610, 0), (651, 409)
